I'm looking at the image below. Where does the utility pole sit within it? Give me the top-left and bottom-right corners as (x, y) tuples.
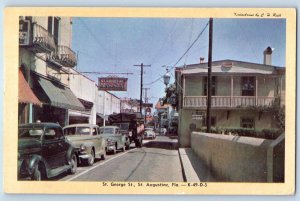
(143, 88), (150, 124)
(133, 63), (151, 114)
(207, 18), (213, 133)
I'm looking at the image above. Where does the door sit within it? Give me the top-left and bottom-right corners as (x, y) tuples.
(115, 128), (125, 149)
(92, 126), (102, 155)
(42, 126), (68, 168)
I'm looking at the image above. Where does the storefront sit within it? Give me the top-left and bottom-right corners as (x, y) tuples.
(18, 69), (42, 124)
(32, 73), (85, 127)
(68, 98), (94, 124)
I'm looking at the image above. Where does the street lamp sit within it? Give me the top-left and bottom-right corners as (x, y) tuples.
(163, 71), (170, 87)
(162, 65), (171, 87)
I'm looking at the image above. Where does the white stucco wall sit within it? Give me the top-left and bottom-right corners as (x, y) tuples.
(96, 91), (120, 116)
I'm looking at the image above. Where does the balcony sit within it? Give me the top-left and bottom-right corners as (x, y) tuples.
(183, 96), (276, 108)
(31, 23), (56, 53)
(48, 46), (77, 67)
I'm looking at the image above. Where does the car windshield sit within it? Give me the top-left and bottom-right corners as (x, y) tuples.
(145, 128), (154, 131)
(112, 123), (129, 130)
(64, 127), (91, 135)
(100, 128), (114, 134)
(19, 127), (44, 139)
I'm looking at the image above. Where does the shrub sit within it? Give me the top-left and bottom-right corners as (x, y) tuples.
(196, 127), (281, 140)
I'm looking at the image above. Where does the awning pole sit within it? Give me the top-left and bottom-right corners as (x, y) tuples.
(29, 103), (33, 123)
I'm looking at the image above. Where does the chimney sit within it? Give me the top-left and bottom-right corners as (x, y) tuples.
(263, 46), (273, 65)
(200, 57), (205, 64)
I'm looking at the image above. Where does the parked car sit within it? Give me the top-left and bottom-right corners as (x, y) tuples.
(63, 124), (106, 166)
(18, 123), (77, 181)
(99, 126), (126, 154)
(144, 128), (156, 139)
(160, 128), (167, 135)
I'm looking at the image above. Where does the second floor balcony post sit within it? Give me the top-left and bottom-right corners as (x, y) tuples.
(230, 76), (233, 107)
(255, 76), (258, 105)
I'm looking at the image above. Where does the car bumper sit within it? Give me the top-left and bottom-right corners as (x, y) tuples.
(78, 153), (92, 160)
(106, 145), (115, 151)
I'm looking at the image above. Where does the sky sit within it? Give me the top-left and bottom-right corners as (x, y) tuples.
(72, 18), (286, 105)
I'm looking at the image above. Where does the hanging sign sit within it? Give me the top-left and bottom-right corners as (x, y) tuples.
(98, 77), (128, 91)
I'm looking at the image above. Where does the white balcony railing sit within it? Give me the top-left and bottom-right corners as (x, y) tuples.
(183, 96), (275, 108)
(48, 45), (77, 67)
(32, 23), (56, 53)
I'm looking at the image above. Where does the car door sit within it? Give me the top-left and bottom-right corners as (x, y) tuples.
(92, 126), (101, 155)
(42, 126), (68, 168)
(97, 127), (105, 153)
(115, 128), (125, 148)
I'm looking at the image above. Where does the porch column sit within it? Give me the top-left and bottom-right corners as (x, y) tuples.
(230, 76), (233, 107)
(65, 109), (69, 126)
(29, 103), (33, 123)
(183, 75), (186, 107)
(255, 76), (258, 105)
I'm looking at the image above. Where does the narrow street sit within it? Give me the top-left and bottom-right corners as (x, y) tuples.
(60, 136), (184, 182)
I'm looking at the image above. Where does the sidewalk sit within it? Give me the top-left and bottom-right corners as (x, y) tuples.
(178, 148), (216, 182)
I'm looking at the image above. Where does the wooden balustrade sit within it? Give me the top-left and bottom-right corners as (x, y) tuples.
(183, 96), (275, 108)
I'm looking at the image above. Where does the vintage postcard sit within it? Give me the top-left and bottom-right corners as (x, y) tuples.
(3, 7), (296, 195)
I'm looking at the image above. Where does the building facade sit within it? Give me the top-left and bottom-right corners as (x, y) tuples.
(175, 47), (285, 147)
(96, 90), (121, 126)
(120, 98), (140, 113)
(19, 16), (83, 126)
(65, 68), (97, 124)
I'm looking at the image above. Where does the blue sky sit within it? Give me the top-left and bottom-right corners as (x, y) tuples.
(72, 18), (286, 104)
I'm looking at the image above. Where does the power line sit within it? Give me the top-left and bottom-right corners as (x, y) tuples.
(77, 18), (115, 61)
(144, 21), (209, 86)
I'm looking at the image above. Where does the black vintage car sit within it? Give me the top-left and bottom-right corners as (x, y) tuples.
(18, 123), (77, 180)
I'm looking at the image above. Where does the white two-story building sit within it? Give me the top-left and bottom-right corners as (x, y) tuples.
(175, 47), (285, 147)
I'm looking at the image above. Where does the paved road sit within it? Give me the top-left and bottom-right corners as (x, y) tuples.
(59, 136), (184, 182)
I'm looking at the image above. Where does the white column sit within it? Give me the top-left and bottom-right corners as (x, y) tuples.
(231, 76), (233, 107)
(255, 76), (258, 105)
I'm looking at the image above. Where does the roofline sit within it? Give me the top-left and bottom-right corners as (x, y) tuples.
(177, 59), (285, 69)
(68, 68), (97, 85)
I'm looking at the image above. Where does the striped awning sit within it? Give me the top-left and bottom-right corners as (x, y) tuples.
(18, 69), (42, 107)
(33, 74), (85, 111)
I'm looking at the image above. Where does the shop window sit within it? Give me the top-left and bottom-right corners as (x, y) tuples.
(240, 117), (255, 128)
(202, 116), (216, 127)
(242, 77), (255, 96)
(48, 16), (60, 45)
(203, 76), (216, 96)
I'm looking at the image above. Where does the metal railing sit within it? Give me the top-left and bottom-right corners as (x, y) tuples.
(56, 45), (77, 67)
(32, 23), (56, 53)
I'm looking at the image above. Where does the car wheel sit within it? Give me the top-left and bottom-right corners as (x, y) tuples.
(101, 151), (106, 160)
(113, 145), (117, 154)
(125, 140), (130, 150)
(32, 164), (42, 181)
(69, 153), (77, 174)
(31, 164), (46, 181)
(86, 149), (95, 166)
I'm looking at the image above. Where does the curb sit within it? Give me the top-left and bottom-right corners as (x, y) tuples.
(178, 148), (201, 182)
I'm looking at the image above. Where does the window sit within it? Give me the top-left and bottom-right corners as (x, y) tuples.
(48, 16), (60, 45)
(92, 128), (97, 135)
(76, 127), (91, 135)
(203, 76), (216, 96)
(240, 117), (255, 128)
(242, 77), (255, 96)
(202, 116), (216, 127)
